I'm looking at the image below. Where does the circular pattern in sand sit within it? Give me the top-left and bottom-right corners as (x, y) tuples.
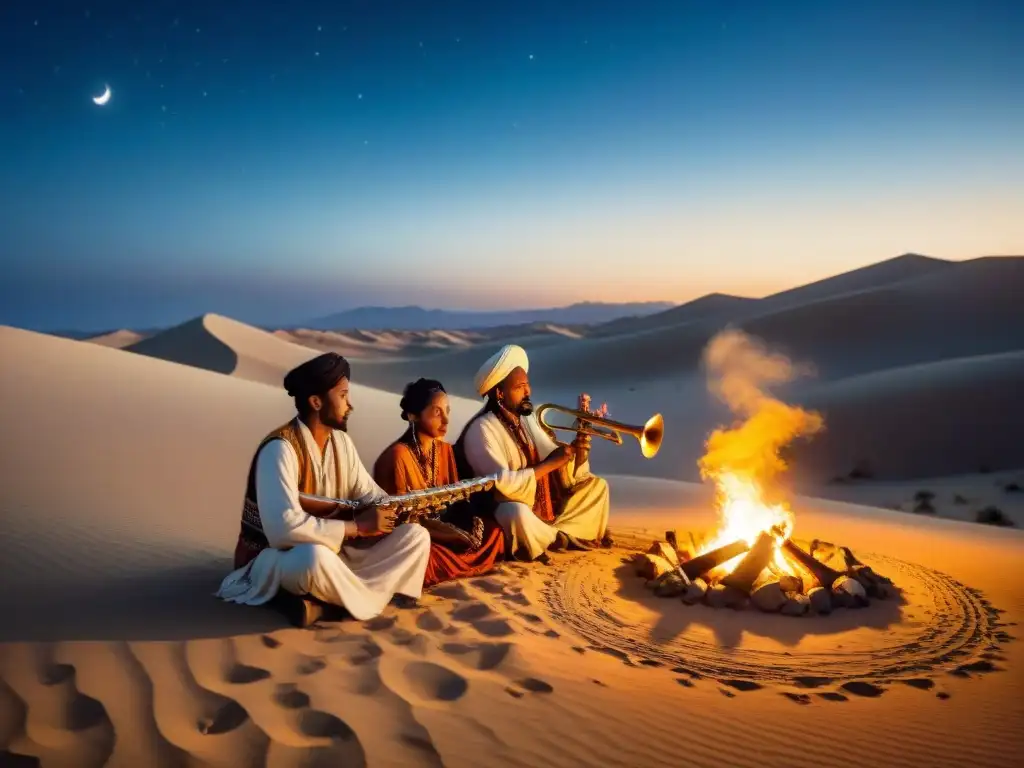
(542, 549), (1014, 688)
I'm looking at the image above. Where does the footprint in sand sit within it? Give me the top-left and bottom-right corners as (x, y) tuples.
(226, 664), (271, 685)
(363, 615), (398, 632)
(817, 692), (848, 702)
(502, 592), (531, 607)
(297, 709), (359, 740)
(950, 660), (999, 677)
(261, 635), (281, 649)
(441, 642), (515, 672)
(402, 662), (469, 702)
(416, 610), (445, 632)
(474, 619), (515, 638)
(297, 656), (327, 676)
(676, 678), (694, 688)
(840, 681), (886, 698)
(198, 700), (250, 735)
(451, 602), (493, 622)
(639, 659), (665, 668)
(781, 692), (812, 705)
(471, 578), (507, 595)
(793, 675), (833, 689)
(516, 678), (553, 694)
(273, 684), (310, 710)
(720, 679), (763, 692)
(431, 583), (474, 601)
(899, 678), (935, 691)
(39, 663), (115, 734)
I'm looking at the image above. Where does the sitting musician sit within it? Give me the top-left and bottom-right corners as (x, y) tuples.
(455, 344), (611, 562)
(216, 352), (431, 629)
(372, 378), (506, 587)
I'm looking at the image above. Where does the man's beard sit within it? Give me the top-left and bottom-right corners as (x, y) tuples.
(516, 398), (534, 416)
(324, 414), (349, 431)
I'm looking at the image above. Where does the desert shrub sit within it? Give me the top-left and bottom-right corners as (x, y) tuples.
(975, 506), (1014, 527)
(1004, 482), (1022, 493)
(913, 499), (936, 514)
(914, 490), (935, 503)
(952, 494), (968, 505)
(848, 460), (873, 480)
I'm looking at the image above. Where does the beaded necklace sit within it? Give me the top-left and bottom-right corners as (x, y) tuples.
(410, 428), (438, 487)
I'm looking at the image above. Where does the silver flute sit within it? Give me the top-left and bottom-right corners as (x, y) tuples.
(299, 473), (499, 520)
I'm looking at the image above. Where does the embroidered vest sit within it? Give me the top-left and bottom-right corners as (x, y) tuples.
(233, 418), (342, 568)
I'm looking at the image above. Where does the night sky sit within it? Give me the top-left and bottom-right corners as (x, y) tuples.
(3, 1), (1022, 332)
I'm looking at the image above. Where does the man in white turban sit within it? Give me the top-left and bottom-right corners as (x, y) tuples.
(454, 344), (611, 562)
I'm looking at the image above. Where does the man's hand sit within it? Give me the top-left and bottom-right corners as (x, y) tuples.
(354, 504), (397, 537)
(548, 445), (575, 468)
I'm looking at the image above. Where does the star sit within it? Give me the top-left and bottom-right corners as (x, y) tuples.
(317, 25), (322, 32)
(528, 54), (534, 60)
(315, 51), (320, 57)
(357, 93), (363, 99)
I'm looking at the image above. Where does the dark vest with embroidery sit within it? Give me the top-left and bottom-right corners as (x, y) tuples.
(234, 419), (342, 569)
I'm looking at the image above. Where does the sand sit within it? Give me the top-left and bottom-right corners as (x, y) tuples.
(2, 253), (1023, 766)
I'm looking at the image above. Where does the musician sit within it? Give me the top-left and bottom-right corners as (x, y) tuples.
(372, 378), (506, 587)
(216, 352), (431, 628)
(455, 344), (611, 562)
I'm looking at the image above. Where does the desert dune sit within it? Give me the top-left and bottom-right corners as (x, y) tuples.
(2, 304), (1023, 767)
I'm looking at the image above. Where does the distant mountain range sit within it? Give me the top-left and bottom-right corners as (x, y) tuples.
(299, 301), (676, 331)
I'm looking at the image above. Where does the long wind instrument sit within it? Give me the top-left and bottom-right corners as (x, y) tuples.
(299, 473), (499, 523)
(536, 396), (664, 474)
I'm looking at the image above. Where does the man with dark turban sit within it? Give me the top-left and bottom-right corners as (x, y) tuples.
(216, 352), (431, 628)
(454, 344), (611, 562)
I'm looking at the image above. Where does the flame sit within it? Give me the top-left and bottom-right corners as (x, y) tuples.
(699, 472), (798, 579)
(695, 329), (825, 580)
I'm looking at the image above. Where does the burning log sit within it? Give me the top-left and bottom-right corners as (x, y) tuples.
(647, 541), (680, 569)
(840, 547), (897, 599)
(781, 539), (844, 590)
(665, 530), (691, 562)
(720, 531), (776, 595)
(680, 539), (750, 581)
(634, 553), (674, 581)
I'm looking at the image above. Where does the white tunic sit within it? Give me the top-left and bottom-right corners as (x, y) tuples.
(216, 421), (431, 620)
(461, 411), (610, 559)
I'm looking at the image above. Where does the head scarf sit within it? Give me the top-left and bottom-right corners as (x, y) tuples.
(283, 352), (351, 399)
(473, 344), (529, 397)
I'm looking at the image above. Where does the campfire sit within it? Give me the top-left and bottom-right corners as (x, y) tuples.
(630, 330), (898, 614)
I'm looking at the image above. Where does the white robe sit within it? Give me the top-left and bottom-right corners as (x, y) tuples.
(461, 411), (610, 559)
(216, 421), (431, 621)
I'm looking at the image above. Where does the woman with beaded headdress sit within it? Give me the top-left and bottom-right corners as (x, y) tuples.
(373, 378), (506, 587)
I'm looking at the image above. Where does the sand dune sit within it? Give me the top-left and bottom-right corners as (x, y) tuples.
(345, 257), (1024, 486)
(788, 350), (1024, 482)
(1, 323), (1022, 766)
(84, 329), (148, 348)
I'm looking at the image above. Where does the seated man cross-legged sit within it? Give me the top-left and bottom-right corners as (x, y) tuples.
(216, 352), (431, 628)
(455, 344), (612, 562)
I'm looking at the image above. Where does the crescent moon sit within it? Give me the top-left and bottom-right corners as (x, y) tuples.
(92, 85), (111, 106)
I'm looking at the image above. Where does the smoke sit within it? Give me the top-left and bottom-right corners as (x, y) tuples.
(698, 328), (824, 487)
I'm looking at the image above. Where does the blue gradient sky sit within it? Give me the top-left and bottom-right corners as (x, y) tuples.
(2, 1), (1022, 331)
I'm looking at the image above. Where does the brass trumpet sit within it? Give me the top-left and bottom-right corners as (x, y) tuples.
(535, 397), (665, 462)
